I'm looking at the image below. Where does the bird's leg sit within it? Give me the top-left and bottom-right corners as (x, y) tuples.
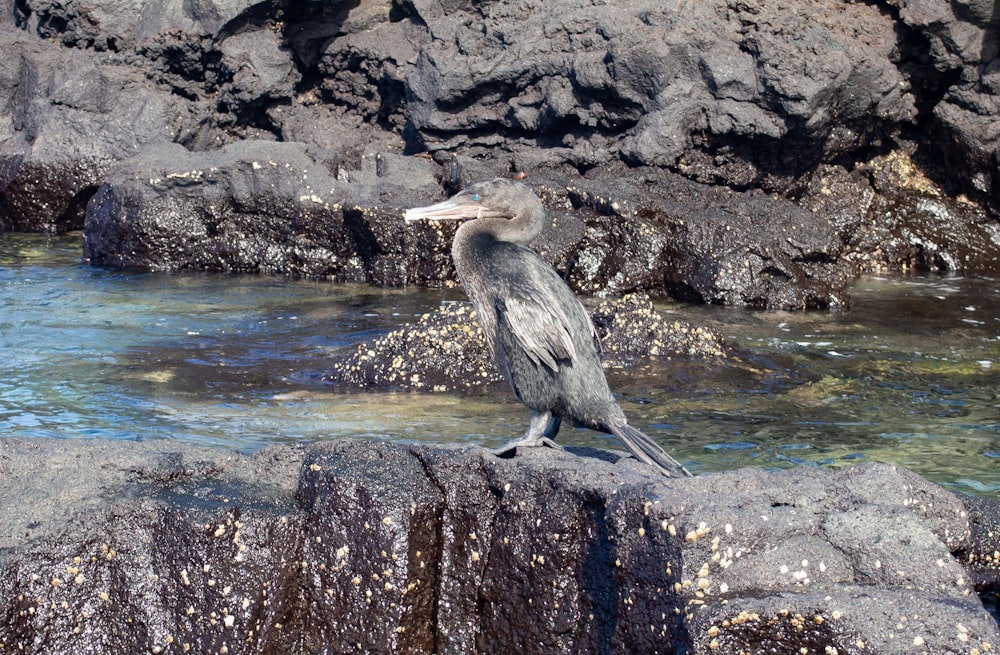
(491, 411), (564, 457)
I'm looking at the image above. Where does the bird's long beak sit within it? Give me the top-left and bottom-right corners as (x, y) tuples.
(404, 197), (483, 223)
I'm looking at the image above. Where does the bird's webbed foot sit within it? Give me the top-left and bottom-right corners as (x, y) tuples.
(491, 436), (563, 457)
(490, 413), (563, 458)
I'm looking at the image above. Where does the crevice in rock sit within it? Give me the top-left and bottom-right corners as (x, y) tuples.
(343, 206), (384, 278)
(58, 184), (100, 233)
(214, 0), (285, 44)
(880, 3), (968, 197)
(580, 493), (619, 655)
(409, 446), (462, 654)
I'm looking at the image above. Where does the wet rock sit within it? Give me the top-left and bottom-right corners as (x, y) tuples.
(804, 151), (1000, 274)
(83, 140), (350, 274)
(962, 493), (1000, 619)
(590, 294), (727, 363)
(0, 437), (997, 654)
(565, 168), (856, 309)
(327, 301), (503, 391)
(324, 294), (727, 391)
(77, 144), (862, 308)
(865, 151), (1000, 272)
(865, 191), (1000, 272)
(83, 141), (442, 279)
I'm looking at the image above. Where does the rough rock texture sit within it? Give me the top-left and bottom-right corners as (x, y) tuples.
(326, 301), (503, 391)
(0, 437), (997, 654)
(325, 294), (727, 390)
(81, 140), (457, 282)
(3, 0), (1000, 307)
(405, 0), (913, 178)
(0, 27), (188, 232)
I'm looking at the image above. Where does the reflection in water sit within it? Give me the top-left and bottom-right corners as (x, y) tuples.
(2, 234), (999, 498)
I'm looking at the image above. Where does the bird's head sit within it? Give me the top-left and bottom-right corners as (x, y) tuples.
(404, 179), (544, 236)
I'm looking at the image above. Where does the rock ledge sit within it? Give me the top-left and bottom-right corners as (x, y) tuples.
(0, 437), (996, 654)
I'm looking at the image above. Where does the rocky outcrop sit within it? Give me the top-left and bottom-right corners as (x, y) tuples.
(0, 27), (189, 232)
(2, 0), (1000, 307)
(0, 437), (997, 654)
(82, 140), (442, 279)
(325, 294), (727, 390)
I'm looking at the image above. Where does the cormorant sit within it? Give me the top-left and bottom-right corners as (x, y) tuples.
(405, 178), (690, 477)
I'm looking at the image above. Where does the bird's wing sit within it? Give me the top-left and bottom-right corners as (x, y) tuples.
(495, 292), (577, 373)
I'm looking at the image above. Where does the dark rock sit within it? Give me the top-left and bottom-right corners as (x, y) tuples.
(324, 294), (727, 390)
(217, 27), (300, 114)
(326, 301), (503, 391)
(82, 143), (1000, 309)
(82, 141), (443, 279)
(865, 190), (1000, 272)
(0, 27), (187, 232)
(889, 0), (1000, 209)
(13, 0), (257, 51)
(933, 83), (1000, 210)
(962, 493), (1000, 620)
(395, 0), (1000, 213)
(0, 437), (997, 654)
(315, 17), (420, 133)
(2, 0), (1000, 306)
(566, 168), (856, 308)
(84, 140), (350, 274)
(403, 0), (913, 186)
(821, 150), (1000, 273)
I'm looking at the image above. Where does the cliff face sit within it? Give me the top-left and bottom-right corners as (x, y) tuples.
(0, 438), (997, 654)
(2, 0), (999, 308)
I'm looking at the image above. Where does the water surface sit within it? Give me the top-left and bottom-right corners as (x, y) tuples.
(3, 234), (998, 498)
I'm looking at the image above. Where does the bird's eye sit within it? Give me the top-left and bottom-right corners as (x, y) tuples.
(472, 194), (481, 202)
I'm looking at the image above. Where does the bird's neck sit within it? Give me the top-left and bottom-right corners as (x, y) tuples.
(451, 222), (495, 279)
(457, 211), (544, 247)
(451, 202), (546, 283)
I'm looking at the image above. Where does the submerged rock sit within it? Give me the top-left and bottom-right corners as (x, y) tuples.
(324, 294), (727, 391)
(0, 437), (996, 654)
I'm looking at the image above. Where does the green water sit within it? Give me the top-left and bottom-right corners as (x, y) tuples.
(2, 233), (998, 498)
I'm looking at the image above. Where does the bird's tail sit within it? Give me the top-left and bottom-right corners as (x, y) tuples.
(610, 423), (692, 478)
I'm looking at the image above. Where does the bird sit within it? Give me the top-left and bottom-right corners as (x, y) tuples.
(404, 178), (690, 477)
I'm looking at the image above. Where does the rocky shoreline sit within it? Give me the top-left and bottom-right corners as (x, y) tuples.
(0, 437), (997, 654)
(1, 0), (999, 309)
(2, 0), (1000, 651)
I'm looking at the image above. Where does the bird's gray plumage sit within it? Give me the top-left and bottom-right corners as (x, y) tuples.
(405, 178), (690, 477)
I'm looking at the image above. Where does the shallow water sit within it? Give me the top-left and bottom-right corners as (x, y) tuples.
(3, 234), (998, 498)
